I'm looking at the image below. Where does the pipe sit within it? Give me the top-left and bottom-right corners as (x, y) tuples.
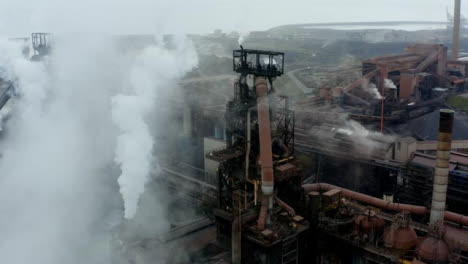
(452, 0), (461, 60)
(303, 183), (468, 226)
(245, 107), (255, 184)
(255, 77), (274, 230)
(430, 109), (454, 225)
(256, 77), (274, 195)
(232, 213), (257, 264)
(232, 213), (258, 232)
(303, 183), (427, 214)
(444, 225), (468, 251)
(275, 196), (296, 216)
(257, 196), (269, 230)
(451, 78), (467, 85)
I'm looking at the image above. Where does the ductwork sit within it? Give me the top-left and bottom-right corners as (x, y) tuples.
(302, 183), (468, 226)
(275, 196), (296, 216)
(430, 109), (454, 225)
(255, 77), (274, 230)
(303, 183), (426, 214)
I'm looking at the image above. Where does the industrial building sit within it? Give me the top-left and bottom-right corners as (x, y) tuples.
(2, 2), (468, 264)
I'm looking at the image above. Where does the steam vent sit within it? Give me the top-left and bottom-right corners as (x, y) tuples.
(4, 1), (468, 264)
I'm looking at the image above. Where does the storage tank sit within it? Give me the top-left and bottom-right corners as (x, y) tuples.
(354, 209), (385, 243)
(416, 223), (449, 263)
(383, 211), (418, 250)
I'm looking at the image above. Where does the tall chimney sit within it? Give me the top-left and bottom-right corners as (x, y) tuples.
(452, 0), (461, 60)
(430, 109), (455, 225)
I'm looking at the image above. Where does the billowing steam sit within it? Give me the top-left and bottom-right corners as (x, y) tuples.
(0, 36), (126, 264)
(238, 31), (250, 45)
(385, 78), (396, 89)
(112, 38), (198, 219)
(0, 34), (198, 263)
(361, 79), (382, 99)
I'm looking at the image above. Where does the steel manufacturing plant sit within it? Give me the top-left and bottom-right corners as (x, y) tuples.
(5, 1), (468, 264)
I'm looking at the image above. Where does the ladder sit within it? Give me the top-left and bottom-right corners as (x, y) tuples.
(281, 235), (298, 264)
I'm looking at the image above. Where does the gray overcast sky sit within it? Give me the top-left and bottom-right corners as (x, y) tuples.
(0, 0), (464, 36)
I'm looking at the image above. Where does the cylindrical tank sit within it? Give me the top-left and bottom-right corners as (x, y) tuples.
(416, 236), (449, 263)
(354, 210), (385, 243)
(383, 226), (418, 250)
(416, 222), (449, 263)
(383, 211), (419, 250)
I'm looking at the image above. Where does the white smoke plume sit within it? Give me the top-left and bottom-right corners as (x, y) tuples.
(0, 33), (198, 264)
(112, 38), (198, 219)
(385, 78), (396, 89)
(0, 36), (126, 264)
(238, 31), (250, 45)
(361, 79), (382, 99)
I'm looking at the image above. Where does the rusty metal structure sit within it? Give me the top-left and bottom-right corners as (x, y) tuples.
(206, 47), (309, 264)
(31, 33), (51, 60)
(297, 43), (468, 129)
(146, 44), (468, 263)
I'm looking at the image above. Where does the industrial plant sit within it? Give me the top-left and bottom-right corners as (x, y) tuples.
(3, 1), (468, 264)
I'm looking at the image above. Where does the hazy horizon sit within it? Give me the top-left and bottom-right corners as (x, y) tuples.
(0, 0), (465, 36)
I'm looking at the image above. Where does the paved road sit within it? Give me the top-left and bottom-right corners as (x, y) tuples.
(286, 68), (314, 94)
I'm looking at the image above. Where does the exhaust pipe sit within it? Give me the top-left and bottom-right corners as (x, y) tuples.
(452, 0), (461, 60)
(430, 109), (455, 225)
(255, 77), (274, 230)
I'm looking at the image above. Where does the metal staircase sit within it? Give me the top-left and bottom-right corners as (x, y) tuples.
(281, 235), (299, 264)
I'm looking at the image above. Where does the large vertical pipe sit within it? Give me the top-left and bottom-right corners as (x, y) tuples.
(437, 46), (448, 86)
(379, 66), (388, 133)
(430, 109), (455, 225)
(255, 77), (274, 230)
(232, 217), (241, 264)
(452, 0), (461, 60)
(183, 105), (192, 137)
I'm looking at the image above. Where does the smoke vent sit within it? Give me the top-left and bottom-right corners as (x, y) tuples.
(429, 109), (455, 225)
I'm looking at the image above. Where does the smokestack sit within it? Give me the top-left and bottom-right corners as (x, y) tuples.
(430, 109), (455, 225)
(452, 0), (461, 60)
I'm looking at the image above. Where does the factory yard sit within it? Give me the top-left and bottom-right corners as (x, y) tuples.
(2, 1), (468, 264)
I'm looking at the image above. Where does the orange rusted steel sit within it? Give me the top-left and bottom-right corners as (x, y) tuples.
(257, 196), (269, 230)
(303, 183), (468, 227)
(303, 183), (426, 214)
(232, 213), (258, 232)
(255, 77), (274, 193)
(275, 196), (296, 216)
(444, 225), (468, 251)
(255, 77), (274, 230)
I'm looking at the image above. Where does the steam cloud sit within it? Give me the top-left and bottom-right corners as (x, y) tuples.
(362, 79), (382, 99)
(112, 38), (198, 219)
(0, 33), (198, 264)
(385, 78), (396, 89)
(238, 31), (250, 45)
